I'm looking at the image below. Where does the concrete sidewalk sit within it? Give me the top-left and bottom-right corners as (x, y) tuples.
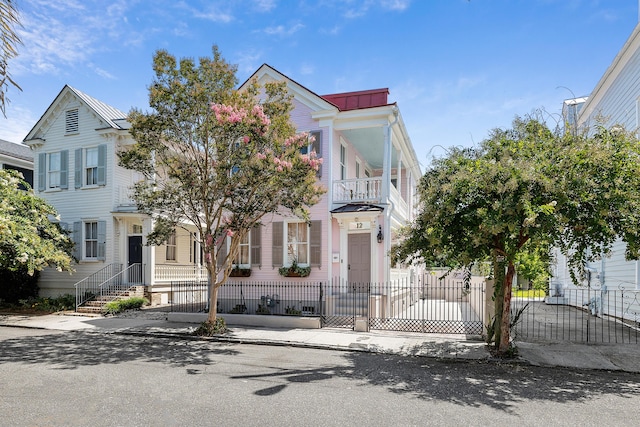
(1, 311), (639, 373)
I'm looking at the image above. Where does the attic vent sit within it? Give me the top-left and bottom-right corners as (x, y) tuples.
(65, 109), (79, 134)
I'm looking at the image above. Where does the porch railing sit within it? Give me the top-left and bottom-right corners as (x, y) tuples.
(74, 263), (122, 309)
(155, 264), (208, 282)
(333, 177), (383, 203)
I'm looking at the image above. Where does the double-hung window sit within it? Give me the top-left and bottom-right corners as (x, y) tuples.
(287, 222), (309, 265)
(85, 147), (98, 186)
(84, 222), (98, 259)
(232, 232), (250, 268)
(166, 233), (177, 261)
(72, 220), (106, 261)
(300, 130), (322, 177)
(340, 143), (347, 180)
(48, 152), (61, 188)
(75, 145), (106, 188)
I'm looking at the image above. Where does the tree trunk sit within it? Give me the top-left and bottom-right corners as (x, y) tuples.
(207, 270), (218, 323)
(489, 255), (505, 347)
(498, 261), (516, 354)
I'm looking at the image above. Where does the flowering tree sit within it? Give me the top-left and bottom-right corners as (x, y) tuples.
(0, 169), (74, 275)
(119, 46), (324, 325)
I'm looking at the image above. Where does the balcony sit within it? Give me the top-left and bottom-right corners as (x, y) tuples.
(333, 177), (383, 204)
(115, 185), (137, 212)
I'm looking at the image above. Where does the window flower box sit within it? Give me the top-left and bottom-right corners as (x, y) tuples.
(229, 267), (251, 277)
(278, 260), (311, 278)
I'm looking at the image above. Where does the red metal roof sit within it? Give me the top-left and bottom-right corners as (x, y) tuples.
(321, 88), (389, 111)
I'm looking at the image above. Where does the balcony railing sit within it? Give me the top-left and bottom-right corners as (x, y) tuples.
(155, 264), (208, 282)
(333, 177), (382, 204)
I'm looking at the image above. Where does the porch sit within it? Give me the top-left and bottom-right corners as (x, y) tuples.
(332, 177), (409, 219)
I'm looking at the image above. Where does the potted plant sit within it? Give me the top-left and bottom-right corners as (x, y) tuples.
(278, 258), (311, 278)
(229, 266), (251, 277)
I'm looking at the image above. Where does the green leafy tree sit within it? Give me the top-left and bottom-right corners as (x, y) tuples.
(394, 117), (640, 354)
(0, 0), (22, 117)
(0, 169), (74, 275)
(119, 46), (325, 326)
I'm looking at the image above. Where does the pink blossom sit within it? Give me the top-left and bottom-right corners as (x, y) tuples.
(226, 229), (234, 237)
(243, 136), (250, 143)
(256, 153), (267, 160)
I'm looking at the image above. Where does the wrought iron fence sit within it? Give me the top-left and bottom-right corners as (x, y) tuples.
(170, 276), (486, 335)
(511, 286), (640, 343)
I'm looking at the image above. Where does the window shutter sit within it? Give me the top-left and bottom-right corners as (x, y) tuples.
(97, 221), (106, 261)
(74, 149), (82, 189)
(251, 225), (261, 268)
(310, 130), (322, 178)
(217, 238), (227, 268)
(272, 222), (283, 267)
(38, 153), (46, 191)
(59, 150), (69, 189)
(72, 221), (81, 260)
(310, 220), (321, 268)
(97, 144), (106, 186)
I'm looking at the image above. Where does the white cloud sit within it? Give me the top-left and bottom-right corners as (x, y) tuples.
(0, 106), (38, 142)
(234, 50), (264, 75)
(299, 63), (315, 75)
(263, 22), (305, 37)
(253, 0), (277, 13)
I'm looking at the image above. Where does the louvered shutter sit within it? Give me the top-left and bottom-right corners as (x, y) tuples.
(272, 222), (283, 267)
(59, 150), (68, 189)
(97, 144), (106, 186)
(310, 220), (321, 268)
(74, 149), (82, 188)
(251, 225), (261, 268)
(38, 153), (46, 191)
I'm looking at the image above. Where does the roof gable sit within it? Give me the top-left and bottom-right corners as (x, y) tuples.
(23, 85), (128, 144)
(240, 64), (338, 113)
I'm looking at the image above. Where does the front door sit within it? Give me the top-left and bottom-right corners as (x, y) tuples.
(348, 233), (371, 291)
(128, 235), (143, 284)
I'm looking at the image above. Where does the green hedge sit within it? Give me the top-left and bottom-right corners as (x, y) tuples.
(103, 297), (149, 315)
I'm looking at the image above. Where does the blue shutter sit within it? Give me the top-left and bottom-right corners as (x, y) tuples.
(97, 144), (106, 186)
(38, 153), (46, 191)
(74, 149), (82, 189)
(59, 150), (68, 189)
(72, 221), (81, 260)
(97, 220), (106, 261)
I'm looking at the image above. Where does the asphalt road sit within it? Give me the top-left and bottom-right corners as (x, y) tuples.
(1, 327), (640, 426)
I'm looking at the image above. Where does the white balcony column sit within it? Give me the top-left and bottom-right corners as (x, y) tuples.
(143, 216), (155, 286)
(383, 124), (392, 203)
(396, 148), (403, 203)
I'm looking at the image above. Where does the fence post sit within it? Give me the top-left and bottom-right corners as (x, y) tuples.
(484, 279), (495, 340)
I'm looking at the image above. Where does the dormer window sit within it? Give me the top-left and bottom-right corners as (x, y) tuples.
(65, 109), (79, 134)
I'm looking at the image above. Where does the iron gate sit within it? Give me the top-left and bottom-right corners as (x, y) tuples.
(321, 276), (485, 335)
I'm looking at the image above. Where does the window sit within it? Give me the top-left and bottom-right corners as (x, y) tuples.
(287, 222), (309, 265)
(272, 221), (321, 268)
(65, 109), (79, 134)
(85, 222), (98, 259)
(48, 152), (61, 188)
(232, 233), (250, 267)
(75, 145), (106, 188)
(85, 147), (98, 185)
(355, 160), (361, 179)
(340, 144), (346, 180)
(72, 220), (105, 261)
(300, 130), (322, 177)
(166, 232), (177, 261)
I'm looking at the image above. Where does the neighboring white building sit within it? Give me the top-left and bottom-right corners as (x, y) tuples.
(552, 23), (640, 292)
(24, 66), (421, 308)
(0, 138), (33, 189)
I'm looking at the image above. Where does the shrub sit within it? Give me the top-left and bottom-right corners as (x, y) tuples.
(103, 297), (149, 315)
(0, 268), (39, 303)
(193, 318), (228, 336)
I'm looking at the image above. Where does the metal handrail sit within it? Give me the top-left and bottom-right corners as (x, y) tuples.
(74, 263), (122, 310)
(97, 263), (143, 301)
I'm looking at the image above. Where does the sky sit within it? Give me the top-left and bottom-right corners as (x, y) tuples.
(1, 0), (639, 169)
